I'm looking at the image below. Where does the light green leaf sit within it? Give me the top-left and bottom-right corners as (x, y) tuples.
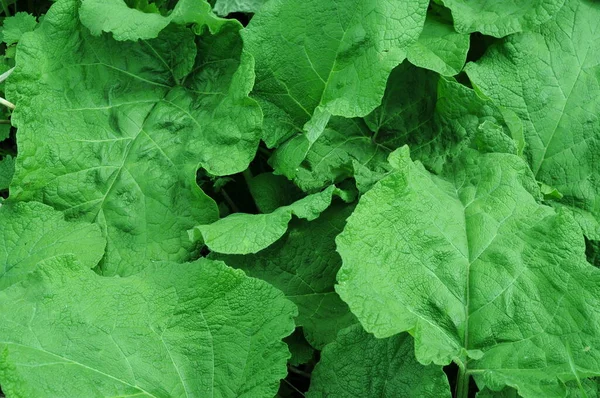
(407, 13), (470, 76)
(307, 325), (451, 398)
(0, 155), (14, 190)
(213, 0), (267, 16)
(191, 185), (344, 254)
(336, 148), (600, 396)
(80, 0), (232, 41)
(566, 378), (599, 398)
(466, 0), (600, 239)
(440, 0), (565, 37)
(212, 204), (357, 348)
(477, 378), (598, 398)
(243, 0), (428, 148)
(0, 201), (105, 291)
(7, 0), (261, 275)
(0, 256), (296, 397)
(0, 12), (38, 46)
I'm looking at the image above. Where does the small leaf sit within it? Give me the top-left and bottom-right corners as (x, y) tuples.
(191, 185), (346, 254)
(1, 12), (38, 46)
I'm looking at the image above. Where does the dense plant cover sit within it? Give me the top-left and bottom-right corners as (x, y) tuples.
(0, 0), (598, 397)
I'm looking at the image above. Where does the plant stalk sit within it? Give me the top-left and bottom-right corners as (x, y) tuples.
(242, 168), (253, 186)
(0, 97), (15, 110)
(0, 0), (9, 16)
(456, 365), (470, 398)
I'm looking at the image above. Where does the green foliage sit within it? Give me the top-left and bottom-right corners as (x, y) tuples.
(466, 0), (600, 239)
(0, 256), (295, 397)
(0, 12), (37, 45)
(1, 0), (599, 397)
(308, 325), (451, 397)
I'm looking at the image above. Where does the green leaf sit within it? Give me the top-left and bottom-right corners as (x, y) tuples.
(243, 0), (428, 148)
(7, 0), (262, 275)
(566, 379), (599, 398)
(476, 387), (519, 398)
(0, 123), (10, 141)
(0, 255), (296, 397)
(271, 62), (521, 193)
(466, 0), (600, 239)
(0, 201), (105, 290)
(212, 204), (357, 348)
(284, 329), (315, 366)
(247, 172), (302, 214)
(0, 154), (14, 190)
(364, 63), (520, 175)
(0, 12), (37, 45)
(270, 117), (389, 192)
(213, 0), (267, 16)
(586, 239), (600, 268)
(477, 378), (599, 398)
(406, 13), (470, 76)
(191, 185), (346, 254)
(336, 148), (600, 396)
(80, 0), (232, 41)
(307, 325), (451, 398)
(440, 0), (565, 37)
(270, 62), (438, 191)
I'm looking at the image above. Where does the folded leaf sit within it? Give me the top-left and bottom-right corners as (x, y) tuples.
(307, 324), (451, 398)
(80, 0), (230, 41)
(7, 0), (262, 275)
(243, 0), (428, 147)
(407, 13), (470, 76)
(0, 256), (296, 397)
(466, 0), (600, 239)
(270, 116), (389, 192)
(213, 204), (356, 348)
(337, 147), (600, 396)
(440, 0), (565, 37)
(274, 62), (521, 193)
(0, 201), (105, 290)
(191, 185), (348, 254)
(213, 0), (267, 16)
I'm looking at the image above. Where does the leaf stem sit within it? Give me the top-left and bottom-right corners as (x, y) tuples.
(456, 364), (470, 398)
(220, 188), (239, 213)
(0, 0), (9, 16)
(0, 67), (15, 84)
(282, 379), (305, 397)
(242, 168), (253, 186)
(0, 96), (15, 110)
(287, 365), (311, 378)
